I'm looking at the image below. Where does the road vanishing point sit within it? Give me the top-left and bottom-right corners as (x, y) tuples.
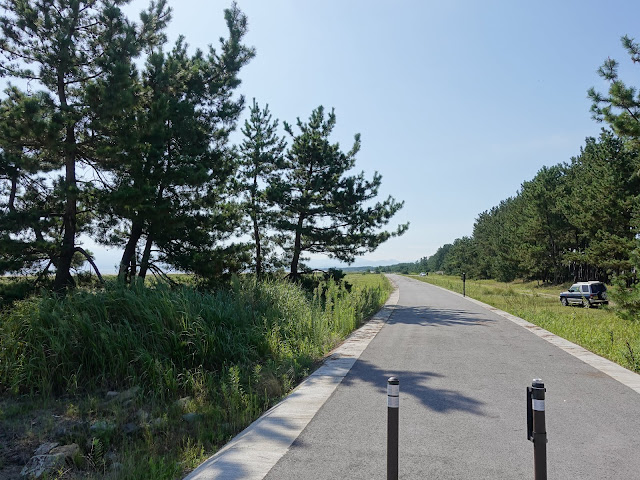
(186, 274), (640, 479)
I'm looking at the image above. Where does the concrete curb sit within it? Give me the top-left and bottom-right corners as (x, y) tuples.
(417, 277), (640, 395)
(184, 282), (400, 480)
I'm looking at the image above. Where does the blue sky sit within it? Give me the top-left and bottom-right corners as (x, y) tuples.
(84, 0), (639, 271)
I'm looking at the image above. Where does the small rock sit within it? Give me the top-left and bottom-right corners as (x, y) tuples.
(103, 386), (140, 405)
(121, 423), (139, 435)
(33, 442), (59, 456)
(136, 409), (150, 423)
(182, 413), (201, 424)
(118, 386), (141, 402)
(174, 396), (191, 409)
(21, 454), (65, 478)
(49, 443), (79, 458)
(21, 444), (78, 478)
(150, 417), (166, 429)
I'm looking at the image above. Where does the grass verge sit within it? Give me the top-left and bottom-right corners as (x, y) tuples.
(0, 273), (391, 479)
(410, 274), (640, 373)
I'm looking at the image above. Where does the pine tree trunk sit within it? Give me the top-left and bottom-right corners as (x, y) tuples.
(53, 122), (77, 292)
(138, 234), (154, 281)
(118, 220), (144, 282)
(251, 176), (262, 277)
(254, 218), (262, 277)
(290, 214), (305, 277)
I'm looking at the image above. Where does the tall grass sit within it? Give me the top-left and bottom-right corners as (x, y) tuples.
(0, 274), (391, 478)
(413, 274), (640, 373)
(1, 275), (391, 398)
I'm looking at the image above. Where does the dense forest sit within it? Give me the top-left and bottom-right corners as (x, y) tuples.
(383, 36), (640, 304)
(0, 0), (406, 295)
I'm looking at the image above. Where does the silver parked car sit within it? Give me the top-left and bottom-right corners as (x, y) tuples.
(559, 281), (608, 307)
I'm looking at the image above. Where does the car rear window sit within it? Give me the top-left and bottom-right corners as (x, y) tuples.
(591, 283), (607, 293)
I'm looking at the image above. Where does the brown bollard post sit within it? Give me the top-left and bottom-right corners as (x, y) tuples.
(527, 379), (547, 480)
(387, 377), (399, 480)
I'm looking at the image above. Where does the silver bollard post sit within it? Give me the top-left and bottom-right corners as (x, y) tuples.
(527, 378), (547, 480)
(387, 377), (399, 480)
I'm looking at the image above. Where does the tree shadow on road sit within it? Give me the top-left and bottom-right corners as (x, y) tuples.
(388, 305), (496, 327)
(340, 359), (486, 416)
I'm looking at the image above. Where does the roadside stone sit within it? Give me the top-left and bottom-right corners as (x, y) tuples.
(150, 417), (166, 429)
(20, 443), (79, 478)
(136, 409), (150, 423)
(117, 386), (140, 402)
(103, 386), (140, 406)
(121, 422), (139, 435)
(49, 444), (79, 458)
(174, 396), (191, 409)
(20, 454), (65, 478)
(33, 442), (59, 456)
(182, 413), (201, 424)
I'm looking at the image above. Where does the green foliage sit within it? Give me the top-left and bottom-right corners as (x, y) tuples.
(420, 130), (639, 288)
(270, 106), (408, 276)
(0, 0), (163, 291)
(0, 276), (390, 397)
(93, 4), (255, 285)
(239, 99), (287, 276)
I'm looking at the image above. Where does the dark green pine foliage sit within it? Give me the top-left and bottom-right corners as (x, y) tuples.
(472, 197), (523, 282)
(588, 36), (640, 318)
(271, 106), (408, 277)
(589, 35), (640, 152)
(0, 89), (61, 276)
(560, 132), (640, 281)
(239, 99), (287, 277)
(0, 0), (150, 291)
(518, 165), (571, 284)
(95, 4), (255, 283)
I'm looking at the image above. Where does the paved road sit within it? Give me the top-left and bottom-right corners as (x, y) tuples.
(263, 274), (640, 479)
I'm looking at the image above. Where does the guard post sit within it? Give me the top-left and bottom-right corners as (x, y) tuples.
(527, 378), (547, 480)
(387, 377), (399, 480)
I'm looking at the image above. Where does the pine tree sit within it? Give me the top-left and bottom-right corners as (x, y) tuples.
(239, 99), (287, 277)
(93, 4), (254, 283)
(0, 0), (164, 291)
(270, 106), (408, 277)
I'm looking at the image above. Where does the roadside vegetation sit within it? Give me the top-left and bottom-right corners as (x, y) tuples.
(0, 273), (391, 479)
(412, 274), (640, 374)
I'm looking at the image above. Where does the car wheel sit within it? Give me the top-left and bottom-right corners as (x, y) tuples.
(582, 298), (590, 308)
(561, 298), (568, 306)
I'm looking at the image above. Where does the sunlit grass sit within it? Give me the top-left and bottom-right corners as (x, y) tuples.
(411, 274), (640, 373)
(0, 274), (391, 479)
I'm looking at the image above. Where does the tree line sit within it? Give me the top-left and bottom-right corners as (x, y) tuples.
(388, 35), (640, 292)
(0, 0), (406, 293)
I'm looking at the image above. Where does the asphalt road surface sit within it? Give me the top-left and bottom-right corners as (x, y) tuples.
(263, 274), (640, 479)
